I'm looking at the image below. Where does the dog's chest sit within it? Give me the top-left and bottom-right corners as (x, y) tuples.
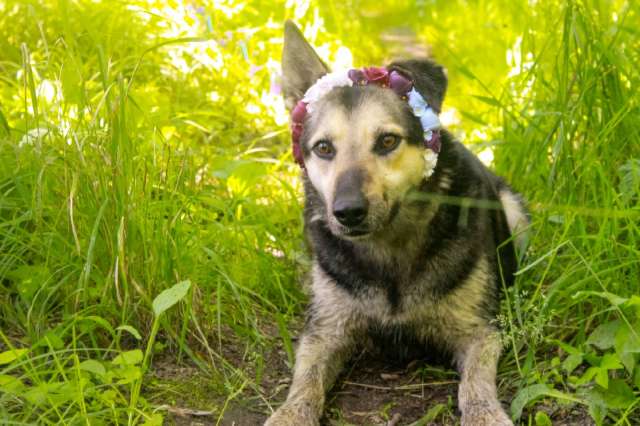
(355, 279), (438, 323)
(312, 256), (491, 349)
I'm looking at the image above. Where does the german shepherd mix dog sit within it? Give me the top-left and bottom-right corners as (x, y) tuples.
(266, 22), (528, 426)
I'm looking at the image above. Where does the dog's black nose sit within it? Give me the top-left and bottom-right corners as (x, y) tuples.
(333, 196), (368, 227)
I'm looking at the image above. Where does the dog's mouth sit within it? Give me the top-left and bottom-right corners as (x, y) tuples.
(330, 200), (402, 239)
(343, 228), (371, 238)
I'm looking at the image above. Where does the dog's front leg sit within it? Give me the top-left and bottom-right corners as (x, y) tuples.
(456, 329), (513, 426)
(265, 299), (357, 426)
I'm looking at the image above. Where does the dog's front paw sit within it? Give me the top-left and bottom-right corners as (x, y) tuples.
(264, 401), (320, 426)
(461, 400), (513, 426)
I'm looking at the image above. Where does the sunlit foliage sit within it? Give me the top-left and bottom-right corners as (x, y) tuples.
(0, 0), (639, 424)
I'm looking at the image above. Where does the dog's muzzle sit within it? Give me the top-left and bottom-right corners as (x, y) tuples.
(332, 169), (368, 229)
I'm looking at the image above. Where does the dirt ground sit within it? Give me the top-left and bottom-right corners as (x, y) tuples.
(153, 347), (459, 426)
(151, 340), (594, 426)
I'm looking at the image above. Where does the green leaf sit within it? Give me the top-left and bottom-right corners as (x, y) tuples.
(615, 321), (640, 353)
(600, 352), (623, 370)
(595, 368), (608, 389)
(77, 315), (116, 338)
(601, 379), (635, 409)
(7, 265), (50, 303)
(142, 413), (164, 426)
(459, 110), (488, 125)
(409, 403), (446, 426)
(562, 353), (583, 374)
(535, 411), (552, 426)
(587, 320), (621, 350)
(510, 384), (573, 420)
(626, 295), (640, 307)
(618, 352), (636, 375)
(152, 280), (191, 317)
(116, 325), (142, 340)
(614, 321), (640, 374)
(114, 365), (142, 384)
(575, 367), (598, 386)
(33, 330), (65, 350)
(472, 94), (502, 107)
(0, 375), (24, 393)
(587, 400), (606, 426)
(112, 349), (143, 365)
(511, 384), (550, 419)
(576, 291), (628, 306)
(580, 388), (608, 425)
(0, 349), (29, 365)
(618, 159), (640, 202)
(24, 382), (66, 406)
(79, 359), (106, 376)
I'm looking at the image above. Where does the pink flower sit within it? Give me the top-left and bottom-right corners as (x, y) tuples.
(363, 66), (389, 86)
(389, 70), (413, 96)
(291, 101), (307, 123)
(292, 141), (305, 168)
(291, 123), (303, 142)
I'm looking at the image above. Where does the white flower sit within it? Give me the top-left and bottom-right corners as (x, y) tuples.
(423, 150), (439, 179)
(302, 70), (353, 113)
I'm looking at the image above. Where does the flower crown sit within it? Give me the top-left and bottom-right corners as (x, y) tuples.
(290, 66), (442, 178)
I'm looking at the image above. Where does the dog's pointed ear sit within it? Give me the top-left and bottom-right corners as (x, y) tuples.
(282, 20), (330, 110)
(389, 59), (448, 113)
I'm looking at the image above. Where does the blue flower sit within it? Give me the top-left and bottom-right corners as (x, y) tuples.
(407, 88), (428, 116)
(420, 108), (440, 131)
(407, 88), (441, 132)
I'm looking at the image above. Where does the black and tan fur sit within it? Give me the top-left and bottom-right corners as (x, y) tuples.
(266, 22), (529, 426)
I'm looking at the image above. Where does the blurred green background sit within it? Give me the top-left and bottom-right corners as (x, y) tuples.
(0, 0), (639, 424)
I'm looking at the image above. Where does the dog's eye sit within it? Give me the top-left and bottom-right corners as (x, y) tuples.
(375, 134), (401, 155)
(312, 140), (335, 159)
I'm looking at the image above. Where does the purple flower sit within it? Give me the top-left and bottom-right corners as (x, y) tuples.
(389, 70), (413, 96)
(348, 69), (367, 85)
(270, 77), (282, 96)
(425, 131), (441, 154)
(249, 64), (263, 77)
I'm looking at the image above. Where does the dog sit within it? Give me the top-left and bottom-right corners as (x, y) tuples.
(265, 21), (528, 426)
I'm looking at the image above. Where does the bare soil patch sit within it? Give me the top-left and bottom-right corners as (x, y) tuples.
(151, 338), (594, 426)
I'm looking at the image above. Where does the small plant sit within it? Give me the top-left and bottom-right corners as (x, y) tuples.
(510, 292), (640, 424)
(0, 280), (192, 424)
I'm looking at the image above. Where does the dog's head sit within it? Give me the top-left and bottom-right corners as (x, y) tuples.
(282, 21), (447, 239)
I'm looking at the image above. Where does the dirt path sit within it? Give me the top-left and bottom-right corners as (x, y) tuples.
(154, 343), (595, 426)
(155, 349), (460, 426)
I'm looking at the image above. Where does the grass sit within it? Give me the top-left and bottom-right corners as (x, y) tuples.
(1, 0), (639, 424)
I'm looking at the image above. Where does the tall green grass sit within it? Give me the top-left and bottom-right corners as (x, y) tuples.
(0, 0), (638, 424)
